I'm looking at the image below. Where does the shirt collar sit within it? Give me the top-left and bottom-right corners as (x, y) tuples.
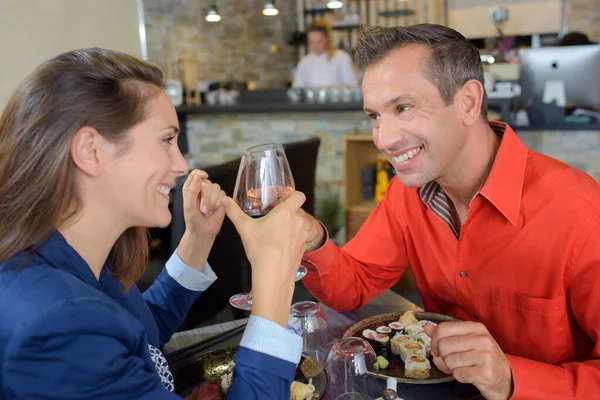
(418, 121), (527, 226)
(479, 121), (527, 226)
(33, 231), (104, 291)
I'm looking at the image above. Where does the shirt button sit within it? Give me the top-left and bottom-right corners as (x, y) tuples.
(460, 271), (468, 278)
(317, 290), (325, 296)
(308, 267), (317, 273)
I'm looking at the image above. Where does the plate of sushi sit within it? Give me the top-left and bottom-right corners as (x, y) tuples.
(343, 310), (461, 384)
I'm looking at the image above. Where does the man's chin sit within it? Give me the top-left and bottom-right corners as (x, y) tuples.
(395, 172), (429, 189)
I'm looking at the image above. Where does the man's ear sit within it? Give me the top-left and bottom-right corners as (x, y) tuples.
(457, 79), (485, 126)
(70, 126), (107, 177)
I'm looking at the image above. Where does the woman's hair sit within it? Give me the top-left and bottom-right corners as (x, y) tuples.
(0, 48), (165, 289)
(307, 19), (336, 61)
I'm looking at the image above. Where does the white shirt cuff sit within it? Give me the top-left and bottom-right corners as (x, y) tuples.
(165, 249), (218, 292)
(239, 315), (303, 365)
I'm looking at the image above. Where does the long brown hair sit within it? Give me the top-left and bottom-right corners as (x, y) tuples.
(0, 48), (165, 289)
(308, 19), (336, 61)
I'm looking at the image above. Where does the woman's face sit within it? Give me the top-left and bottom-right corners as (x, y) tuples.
(100, 91), (189, 228)
(308, 31), (328, 55)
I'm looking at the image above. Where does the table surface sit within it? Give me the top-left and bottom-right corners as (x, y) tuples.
(165, 290), (482, 400)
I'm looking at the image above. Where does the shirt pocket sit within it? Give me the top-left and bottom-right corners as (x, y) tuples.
(489, 286), (571, 364)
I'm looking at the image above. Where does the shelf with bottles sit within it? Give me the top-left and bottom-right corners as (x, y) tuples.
(301, 0), (446, 55)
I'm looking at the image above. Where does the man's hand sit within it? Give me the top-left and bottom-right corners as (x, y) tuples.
(425, 322), (514, 400)
(296, 208), (326, 253)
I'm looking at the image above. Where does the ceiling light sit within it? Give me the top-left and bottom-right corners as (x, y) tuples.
(263, 1), (279, 16)
(205, 5), (221, 22)
(327, 1), (344, 8)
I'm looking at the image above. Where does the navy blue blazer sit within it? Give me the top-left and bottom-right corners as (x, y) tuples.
(0, 232), (302, 399)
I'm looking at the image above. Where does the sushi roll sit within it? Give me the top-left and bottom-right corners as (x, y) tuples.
(374, 333), (391, 359)
(405, 324), (424, 338)
(414, 332), (432, 357)
(376, 325), (393, 339)
(418, 320), (437, 327)
(405, 356), (431, 380)
(390, 334), (411, 355)
(388, 322), (404, 336)
(400, 342), (426, 362)
(362, 329), (378, 350)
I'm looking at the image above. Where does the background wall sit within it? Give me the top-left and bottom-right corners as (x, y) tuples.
(568, 0), (600, 42)
(143, 0), (299, 89)
(0, 0), (143, 109)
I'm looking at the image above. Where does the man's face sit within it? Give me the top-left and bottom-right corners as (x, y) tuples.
(362, 45), (467, 188)
(308, 31), (327, 56)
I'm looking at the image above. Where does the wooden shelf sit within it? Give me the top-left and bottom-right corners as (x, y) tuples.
(379, 9), (415, 17)
(304, 7), (335, 15)
(347, 200), (379, 213)
(332, 24), (362, 30)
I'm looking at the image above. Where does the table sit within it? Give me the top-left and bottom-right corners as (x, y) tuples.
(165, 290), (482, 399)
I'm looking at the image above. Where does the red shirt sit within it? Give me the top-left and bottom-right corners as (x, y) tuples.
(302, 122), (600, 399)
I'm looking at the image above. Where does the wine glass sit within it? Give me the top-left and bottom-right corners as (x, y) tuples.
(326, 337), (378, 398)
(229, 143), (308, 311)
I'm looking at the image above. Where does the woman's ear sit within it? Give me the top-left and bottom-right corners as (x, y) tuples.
(70, 126), (107, 177)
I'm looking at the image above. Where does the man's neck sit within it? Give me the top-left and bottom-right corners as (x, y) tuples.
(437, 122), (501, 224)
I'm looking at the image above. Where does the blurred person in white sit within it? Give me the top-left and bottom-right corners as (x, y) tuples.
(292, 20), (358, 89)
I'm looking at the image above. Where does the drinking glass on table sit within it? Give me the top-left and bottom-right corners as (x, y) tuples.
(291, 301), (328, 359)
(326, 337), (378, 398)
(229, 143), (308, 311)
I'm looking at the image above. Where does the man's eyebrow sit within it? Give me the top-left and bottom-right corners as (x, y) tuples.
(364, 94), (419, 114)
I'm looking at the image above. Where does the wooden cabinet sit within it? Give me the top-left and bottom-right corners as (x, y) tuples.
(343, 134), (417, 290)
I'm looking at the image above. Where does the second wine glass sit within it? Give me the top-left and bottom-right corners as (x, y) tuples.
(229, 143), (308, 311)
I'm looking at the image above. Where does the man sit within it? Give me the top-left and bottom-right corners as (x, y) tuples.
(300, 24), (600, 399)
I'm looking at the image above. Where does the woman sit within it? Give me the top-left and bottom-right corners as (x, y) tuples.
(0, 48), (307, 399)
(292, 20), (358, 89)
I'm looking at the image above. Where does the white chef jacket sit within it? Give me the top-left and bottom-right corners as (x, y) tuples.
(292, 50), (358, 88)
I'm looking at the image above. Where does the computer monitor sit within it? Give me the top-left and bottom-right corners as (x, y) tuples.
(519, 44), (600, 109)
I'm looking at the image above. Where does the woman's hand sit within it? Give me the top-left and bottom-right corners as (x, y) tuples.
(222, 192), (309, 327)
(176, 169), (227, 271)
(182, 169), (226, 238)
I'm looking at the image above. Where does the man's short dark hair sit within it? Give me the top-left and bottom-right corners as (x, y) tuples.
(355, 24), (487, 118)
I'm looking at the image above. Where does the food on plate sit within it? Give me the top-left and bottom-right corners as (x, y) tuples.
(388, 321), (404, 336)
(390, 334), (411, 355)
(400, 342), (426, 362)
(362, 328), (378, 349)
(404, 324), (424, 338)
(377, 355), (390, 369)
(418, 319), (437, 328)
(374, 333), (391, 359)
(404, 355), (431, 380)
(290, 379), (315, 400)
(218, 360), (317, 399)
(414, 332), (432, 357)
(376, 325), (393, 338)
(220, 362), (235, 394)
(398, 310), (419, 327)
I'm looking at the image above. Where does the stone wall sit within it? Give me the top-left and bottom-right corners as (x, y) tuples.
(142, 0), (298, 88)
(567, 0), (600, 42)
